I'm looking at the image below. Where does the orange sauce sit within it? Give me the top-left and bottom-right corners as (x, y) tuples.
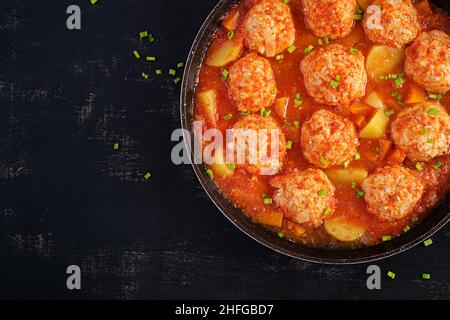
(194, 0), (450, 248)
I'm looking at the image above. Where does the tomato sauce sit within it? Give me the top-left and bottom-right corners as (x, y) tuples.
(194, 0), (450, 248)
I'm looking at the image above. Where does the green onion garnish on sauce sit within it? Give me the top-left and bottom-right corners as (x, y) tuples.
(155, 69), (162, 75)
(222, 69), (229, 80)
(354, 152), (361, 160)
(387, 271), (396, 279)
(144, 172), (152, 180)
(323, 207), (332, 216)
(223, 113), (233, 120)
(286, 140), (293, 149)
(422, 273), (431, 280)
(319, 156), (328, 166)
(227, 163), (236, 170)
(403, 225), (411, 233)
(169, 69), (176, 76)
(428, 93), (442, 100)
(415, 162), (423, 171)
(423, 238), (433, 247)
(146, 56), (156, 61)
(304, 45), (314, 55)
(133, 50), (141, 59)
(411, 216), (418, 223)
(329, 80), (339, 88)
(317, 189), (327, 196)
(278, 231), (284, 238)
(356, 189), (365, 198)
(287, 45), (296, 53)
(263, 198), (273, 205)
(113, 143), (119, 150)
(433, 161), (443, 170)
(227, 31), (234, 40)
(141, 72), (149, 79)
(382, 235), (392, 242)
(177, 62), (184, 69)
(206, 169), (213, 178)
(349, 48), (359, 54)
(173, 77), (181, 84)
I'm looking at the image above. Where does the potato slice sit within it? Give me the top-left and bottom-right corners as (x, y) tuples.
(222, 10), (239, 31)
(206, 34), (243, 67)
(197, 89), (218, 127)
(366, 45), (405, 79)
(364, 91), (386, 110)
(324, 216), (367, 242)
(325, 168), (368, 184)
(274, 97), (289, 119)
(359, 109), (389, 139)
(210, 148), (233, 178)
(256, 210), (284, 228)
(405, 84), (427, 105)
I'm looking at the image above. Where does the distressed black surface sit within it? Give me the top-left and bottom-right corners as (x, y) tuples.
(0, 0), (449, 299)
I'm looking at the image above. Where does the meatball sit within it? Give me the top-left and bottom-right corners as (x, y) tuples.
(390, 103), (450, 162)
(227, 52), (277, 113)
(300, 44), (367, 106)
(241, 0), (295, 57)
(363, 0), (421, 48)
(301, 110), (359, 168)
(231, 114), (286, 175)
(303, 0), (356, 39)
(270, 169), (336, 227)
(361, 166), (424, 221)
(405, 30), (450, 93)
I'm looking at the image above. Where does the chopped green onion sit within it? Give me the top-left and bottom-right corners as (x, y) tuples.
(420, 128), (428, 135)
(169, 69), (176, 76)
(146, 56), (156, 61)
(294, 92), (303, 107)
(385, 109), (395, 117)
(155, 69), (163, 75)
(293, 120), (300, 128)
(287, 45), (297, 53)
(304, 45), (314, 55)
(351, 182), (357, 189)
(173, 77), (182, 84)
(262, 193), (268, 199)
(391, 91), (398, 97)
(324, 37), (330, 44)
(227, 31), (234, 40)
(148, 33), (156, 43)
(177, 62), (184, 69)
(422, 273), (431, 280)
(222, 69), (229, 80)
(263, 197), (273, 205)
(286, 140), (293, 149)
(323, 207), (332, 216)
(349, 48), (359, 54)
(113, 143), (119, 150)
(423, 238), (433, 247)
(319, 155), (328, 166)
(260, 108), (271, 117)
(335, 75), (341, 81)
(356, 189), (365, 198)
(144, 172), (152, 180)
(388, 74), (398, 79)
(329, 80), (340, 88)
(394, 77), (405, 88)
(277, 231), (284, 238)
(403, 225), (411, 233)
(139, 31), (148, 38)
(227, 163), (236, 170)
(141, 72), (149, 79)
(240, 110), (250, 116)
(206, 169), (213, 178)
(387, 271), (396, 279)
(411, 216), (419, 223)
(318, 38), (323, 46)
(427, 108), (439, 116)
(223, 113), (233, 120)
(354, 152), (361, 160)
(427, 138), (434, 144)
(354, 5), (363, 20)
(382, 235), (392, 242)
(276, 54), (285, 61)
(133, 50), (141, 59)
(90, 0), (98, 4)
(317, 189), (327, 196)
(433, 161), (443, 170)
(415, 162), (423, 171)
(428, 93), (442, 100)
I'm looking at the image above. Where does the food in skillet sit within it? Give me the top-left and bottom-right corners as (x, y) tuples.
(194, 0), (450, 248)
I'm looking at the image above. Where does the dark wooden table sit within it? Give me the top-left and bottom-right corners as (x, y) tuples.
(0, 0), (449, 299)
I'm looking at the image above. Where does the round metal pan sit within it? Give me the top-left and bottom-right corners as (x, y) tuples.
(180, 0), (450, 264)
